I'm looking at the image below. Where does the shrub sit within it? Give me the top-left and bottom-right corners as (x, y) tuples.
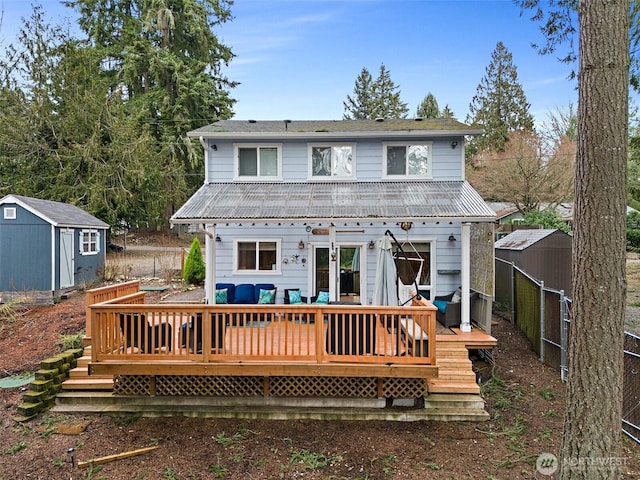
(183, 237), (206, 285)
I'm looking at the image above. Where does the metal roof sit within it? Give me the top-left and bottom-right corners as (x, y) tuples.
(170, 181), (496, 224)
(494, 229), (568, 251)
(188, 119), (483, 139)
(0, 194), (109, 229)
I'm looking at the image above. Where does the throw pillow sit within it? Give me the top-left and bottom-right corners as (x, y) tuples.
(433, 299), (448, 314)
(258, 288), (276, 304)
(289, 290), (303, 304)
(315, 291), (330, 304)
(451, 287), (462, 303)
(215, 288), (228, 304)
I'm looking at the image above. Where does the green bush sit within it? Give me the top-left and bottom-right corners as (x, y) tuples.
(627, 228), (640, 252)
(183, 237), (206, 285)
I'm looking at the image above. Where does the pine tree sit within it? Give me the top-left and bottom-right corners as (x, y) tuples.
(371, 64), (409, 119)
(466, 42), (535, 153)
(343, 67), (375, 119)
(441, 104), (455, 119)
(416, 92), (440, 118)
(343, 64), (408, 119)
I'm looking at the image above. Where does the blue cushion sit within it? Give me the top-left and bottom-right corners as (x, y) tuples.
(215, 288), (228, 304)
(433, 299), (448, 314)
(234, 284), (255, 304)
(216, 283), (235, 303)
(258, 288), (276, 304)
(254, 283), (275, 303)
(315, 291), (330, 304)
(289, 290), (303, 304)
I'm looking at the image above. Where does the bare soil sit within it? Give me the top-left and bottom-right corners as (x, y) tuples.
(0, 234), (638, 479)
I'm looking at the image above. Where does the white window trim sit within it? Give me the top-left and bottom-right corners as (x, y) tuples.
(382, 141), (433, 179)
(233, 143), (283, 181)
(3, 207), (16, 219)
(80, 229), (100, 256)
(307, 142), (356, 180)
(232, 238), (281, 275)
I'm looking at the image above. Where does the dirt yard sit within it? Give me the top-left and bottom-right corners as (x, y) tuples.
(0, 234), (638, 479)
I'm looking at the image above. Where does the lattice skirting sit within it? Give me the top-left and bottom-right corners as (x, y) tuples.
(113, 375), (428, 398)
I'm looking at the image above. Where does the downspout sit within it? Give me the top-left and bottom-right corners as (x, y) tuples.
(460, 223), (471, 332)
(199, 136), (209, 184)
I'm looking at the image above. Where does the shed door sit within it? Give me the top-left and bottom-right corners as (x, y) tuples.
(60, 230), (74, 288)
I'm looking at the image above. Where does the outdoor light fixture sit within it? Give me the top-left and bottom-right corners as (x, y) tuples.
(298, 240), (305, 249)
(448, 233), (456, 242)
(451, 141), (458, 149)
(369, 240), (375, 249)
(215, 235), (221, 242)
(211, 144), (218, 151)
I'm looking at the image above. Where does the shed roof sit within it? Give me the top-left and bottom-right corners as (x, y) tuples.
(170, 181), (496, 224)
(0, 195), (109, 229)
(494, 229), (569, 251)
(188, 118), (483, 139)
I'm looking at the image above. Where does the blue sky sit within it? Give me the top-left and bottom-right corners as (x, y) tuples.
(0, 0), (578, 126)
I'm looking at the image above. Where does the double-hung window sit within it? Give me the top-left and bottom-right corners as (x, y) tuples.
(309, 144), (355, 178)
(383, 142), (432, 178)
(80, 229), (100, 255)
(234, 144), (282, 180)
(234, 239), (280, 274)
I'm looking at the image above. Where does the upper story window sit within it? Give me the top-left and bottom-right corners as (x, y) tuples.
(80, 229), (100, 255)
(309, 144), (354, 178)
(234, 239), (280, 274)
(234, 144), (282, 180)
(383, 142), (432, 178)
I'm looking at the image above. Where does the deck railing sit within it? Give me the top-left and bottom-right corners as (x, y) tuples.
(89, 302), (436, 368)
(84, 281), (141, 339)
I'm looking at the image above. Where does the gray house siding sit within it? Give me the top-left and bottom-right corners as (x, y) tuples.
(0, 206), (52, 291)
(205, 136), (465, 183)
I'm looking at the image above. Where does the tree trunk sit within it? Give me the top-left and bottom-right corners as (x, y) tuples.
(560, 1), (629, 479)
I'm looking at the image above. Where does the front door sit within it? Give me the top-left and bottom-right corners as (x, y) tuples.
(60, 229), (74, 288)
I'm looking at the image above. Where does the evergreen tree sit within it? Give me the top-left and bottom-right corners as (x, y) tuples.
(466, 42), (535, 154)
(416, 92), (440, 118)
(343, 67), (375, 119)
(343, 63), (408, 119)
(183, 237), (206, 284)
(441, 104), (455, 119)
(63, 0), (237, 191)
(371, 64), (409, 119)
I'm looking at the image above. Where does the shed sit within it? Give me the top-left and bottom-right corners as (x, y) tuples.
(495, 229), (572, 296)
(0, 195), (109, 304)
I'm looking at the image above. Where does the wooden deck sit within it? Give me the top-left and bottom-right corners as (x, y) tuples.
(64, 284), (497, 401)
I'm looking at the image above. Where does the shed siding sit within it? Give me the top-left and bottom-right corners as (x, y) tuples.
(496, 231), (572, 296)
(0, 205), (53, 291)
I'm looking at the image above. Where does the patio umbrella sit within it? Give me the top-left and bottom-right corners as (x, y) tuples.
(372, 237), (398, 306)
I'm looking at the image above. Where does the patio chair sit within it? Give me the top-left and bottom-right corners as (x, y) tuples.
(187, 312), (226, 353)
(325, 312), (376, 355)
(119, 313), (172, 353)
(284, 288), (308, 304)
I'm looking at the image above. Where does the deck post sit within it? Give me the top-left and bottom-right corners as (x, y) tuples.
(460, 223), (471, 333)
(204, 225), (216, 304)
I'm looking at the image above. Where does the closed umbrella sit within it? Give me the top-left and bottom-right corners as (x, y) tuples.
(373, 237), (398, 306)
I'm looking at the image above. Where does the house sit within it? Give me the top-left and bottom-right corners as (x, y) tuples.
(0, 194), (108, 304)
(67, 119), (499, 420)
(171, 119), (497, 333)
(495, 228), (572, 296)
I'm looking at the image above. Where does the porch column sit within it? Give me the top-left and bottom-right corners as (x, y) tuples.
(329, 225), (337, 302)
(204, 224), (216, 304)
(460, 223), (472, 332)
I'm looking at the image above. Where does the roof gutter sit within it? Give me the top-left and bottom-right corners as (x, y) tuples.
(170, 215), (496, 226)
(186, 129), (483, 140)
